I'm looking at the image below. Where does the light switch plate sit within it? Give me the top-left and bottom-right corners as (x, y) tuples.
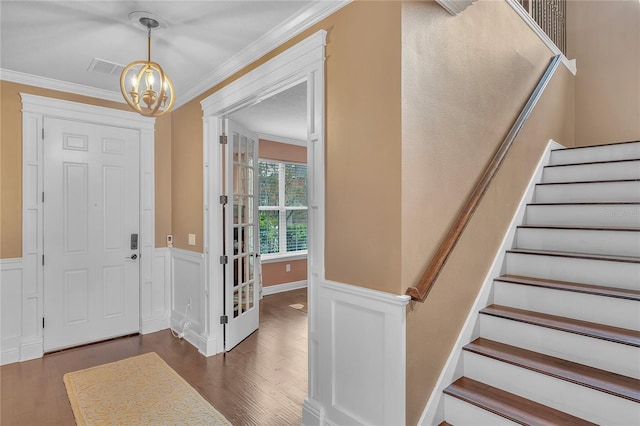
(188, 234), (196, 246)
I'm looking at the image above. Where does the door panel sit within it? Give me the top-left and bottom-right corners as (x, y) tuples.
(224, 119), (260, 351)
(44, 118), (140, 352)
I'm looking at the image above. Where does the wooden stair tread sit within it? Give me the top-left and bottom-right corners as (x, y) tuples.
(444, 377), (596, 425)
(536, 178), (640, 186)
(544, 158), (640, 168)
(507, 248), (640, 264)
(464, 338), (640, 403)
(518, 224), (640, 232)
(494, 274), (640, 301)
(480, 304), (640, 347)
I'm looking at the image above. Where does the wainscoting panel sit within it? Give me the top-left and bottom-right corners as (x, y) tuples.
(170, 249), (206, 352)
(312, 279), (410, 425)
(141, 247), (171, 334)
(1, 259), (24, 365)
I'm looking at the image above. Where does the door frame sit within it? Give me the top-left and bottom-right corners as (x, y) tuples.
(21, 94), (155, 357)
(200, 30), (325, 376)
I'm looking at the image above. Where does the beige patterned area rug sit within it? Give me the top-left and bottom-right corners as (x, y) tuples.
(64, 352), (231, 426)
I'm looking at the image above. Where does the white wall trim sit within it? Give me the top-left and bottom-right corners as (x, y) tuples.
(257, 132), (308, 147)
(262, 280), (308, 296)
(141, 247), (172, 334)
(1, 69), (125, 104)
(201, 30), (326, 360)
(311, 279), (410, 426)
(1, 258), (25, 365)
(170, 248), (210, 354)
(505, 0), (577, 75)
(180, 1), (348, 109)
(19, 94), (155, 361)
(418, 140), (564, 425)
(436, 0), (477, 16)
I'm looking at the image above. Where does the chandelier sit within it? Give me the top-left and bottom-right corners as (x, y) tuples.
(120, 16), (174, 117)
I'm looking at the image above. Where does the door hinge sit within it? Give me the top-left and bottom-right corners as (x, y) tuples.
(220, 315), (228, 324)
(42, 128), (44, 140)
(219, 134), (227, 145)
(42, 192), (45, 203)
(219, 195), (228, 205)
(42, 255), (45, 265)
(42, 318), (45, 329)
(220, 255), (228, 265)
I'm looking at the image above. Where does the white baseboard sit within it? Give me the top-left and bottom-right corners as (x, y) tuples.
(141, 314), (171, 335)
(302, 397), (325, 426)
(262, 280), (308, 296)
(1, 348), (19, 366)
(20, 337), (43, 361)
(418, 140), (563, 425)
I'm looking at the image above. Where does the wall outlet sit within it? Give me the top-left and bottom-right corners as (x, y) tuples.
(285, 263), (291, 272)
(188, 234), (196, 246)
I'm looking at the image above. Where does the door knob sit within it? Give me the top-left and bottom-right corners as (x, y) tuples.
(126, 254), (138, 260)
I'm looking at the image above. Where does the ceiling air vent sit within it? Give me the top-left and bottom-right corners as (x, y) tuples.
(88, 58), (124, 76)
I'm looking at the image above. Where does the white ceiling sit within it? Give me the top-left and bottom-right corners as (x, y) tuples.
(0, 0), (344, 113)
(230, 81), (307, 142)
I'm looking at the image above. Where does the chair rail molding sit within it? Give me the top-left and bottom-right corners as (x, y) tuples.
(436, 0), (477, 15)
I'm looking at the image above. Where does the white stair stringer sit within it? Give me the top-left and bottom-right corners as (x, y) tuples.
(431, 140), (640, 426)
(549, 141), (640, 165)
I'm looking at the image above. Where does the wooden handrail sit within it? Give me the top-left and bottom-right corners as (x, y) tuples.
(407, 54), (562, 302)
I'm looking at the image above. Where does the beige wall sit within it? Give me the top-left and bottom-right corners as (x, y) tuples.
(261, 259), (307, 286)
(0, 81), (173, 258)
(259, 139), (308, 287)
(170, 1), (403, 293)
(259, 139), (306, 163)
(400, 1), (575, 424)
(567, 0), (640, 147)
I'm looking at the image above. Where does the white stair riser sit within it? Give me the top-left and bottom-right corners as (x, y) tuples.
(463, 352), (639, 425)
(525, 203), (640, 227)
(444, 394), (518, 426)
(493, 282), (640, 330)
(506, 252), (640, 291)
(479, 314), (640, 379)
(534, 181), (640, 203)
(516, 227), (640, 257)
(550, 143), (640, 165)
(543, 161), (640, 183)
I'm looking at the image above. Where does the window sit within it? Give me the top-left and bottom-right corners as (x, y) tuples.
(258, 160), (308, 257)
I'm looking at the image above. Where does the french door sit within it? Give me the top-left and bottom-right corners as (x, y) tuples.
(43, 118), (140, 352)
(223, 119), (260, 351)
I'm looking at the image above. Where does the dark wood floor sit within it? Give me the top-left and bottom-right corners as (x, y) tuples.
(0, 288), (308, 426)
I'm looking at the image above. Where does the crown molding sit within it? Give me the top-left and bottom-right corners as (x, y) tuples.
(1, 68), (124, 104)
(1, 1), (350, 110)
(177, 0), (351, 109)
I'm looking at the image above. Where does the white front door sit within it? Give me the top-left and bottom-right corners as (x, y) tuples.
(223, 119), (260, 351)
(43, 118), (140, 352)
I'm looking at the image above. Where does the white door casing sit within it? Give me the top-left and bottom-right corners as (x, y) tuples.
(21, 94), (155, 359)
(43, 118), (140, 352)
(201, 31), (326, 417)
(223, 119), (260, 350)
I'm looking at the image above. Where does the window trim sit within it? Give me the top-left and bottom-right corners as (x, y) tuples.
(258, 159), (308, 258)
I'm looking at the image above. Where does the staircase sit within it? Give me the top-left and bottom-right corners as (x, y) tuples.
(441, 141), (640, 425)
